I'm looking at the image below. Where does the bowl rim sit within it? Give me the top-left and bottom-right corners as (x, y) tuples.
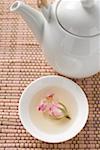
(19, 75), (89, 143)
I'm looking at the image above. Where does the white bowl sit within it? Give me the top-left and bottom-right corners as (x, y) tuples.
(19, 75), (89, 143)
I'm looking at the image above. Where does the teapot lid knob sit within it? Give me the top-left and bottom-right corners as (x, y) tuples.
(81, 0), (96, 8)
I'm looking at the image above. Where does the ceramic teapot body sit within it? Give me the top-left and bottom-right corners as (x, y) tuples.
(10, 0), (100, 78)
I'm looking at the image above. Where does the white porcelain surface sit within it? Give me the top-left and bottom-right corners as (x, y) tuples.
(56, 0), (100, 37)
(19, 76), (89, 143)
(81, 0), (96, 8)
(10, 0), (100, 78)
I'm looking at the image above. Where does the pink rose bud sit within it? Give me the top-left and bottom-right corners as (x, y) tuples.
(37, 93), (71, 120)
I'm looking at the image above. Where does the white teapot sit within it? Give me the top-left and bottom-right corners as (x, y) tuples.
(10, 0), (100, 78)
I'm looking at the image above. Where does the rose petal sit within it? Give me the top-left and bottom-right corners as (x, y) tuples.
(37, 102), (47, 112)
(47, 103), (63, 117)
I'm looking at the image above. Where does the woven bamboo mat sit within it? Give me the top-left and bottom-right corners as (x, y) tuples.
(0, 0), (100, 149)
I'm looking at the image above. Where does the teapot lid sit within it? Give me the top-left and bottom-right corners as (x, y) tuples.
(56, 0), (100, 37)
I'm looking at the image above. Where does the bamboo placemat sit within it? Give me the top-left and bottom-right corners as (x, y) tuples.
(0, 0), (100, 149)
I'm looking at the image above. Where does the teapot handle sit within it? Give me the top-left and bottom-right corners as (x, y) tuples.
(37, 0), (51, 22)
(37, 0), (48, 8)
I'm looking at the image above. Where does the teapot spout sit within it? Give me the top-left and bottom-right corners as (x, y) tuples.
(10, 1), (45, 42)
